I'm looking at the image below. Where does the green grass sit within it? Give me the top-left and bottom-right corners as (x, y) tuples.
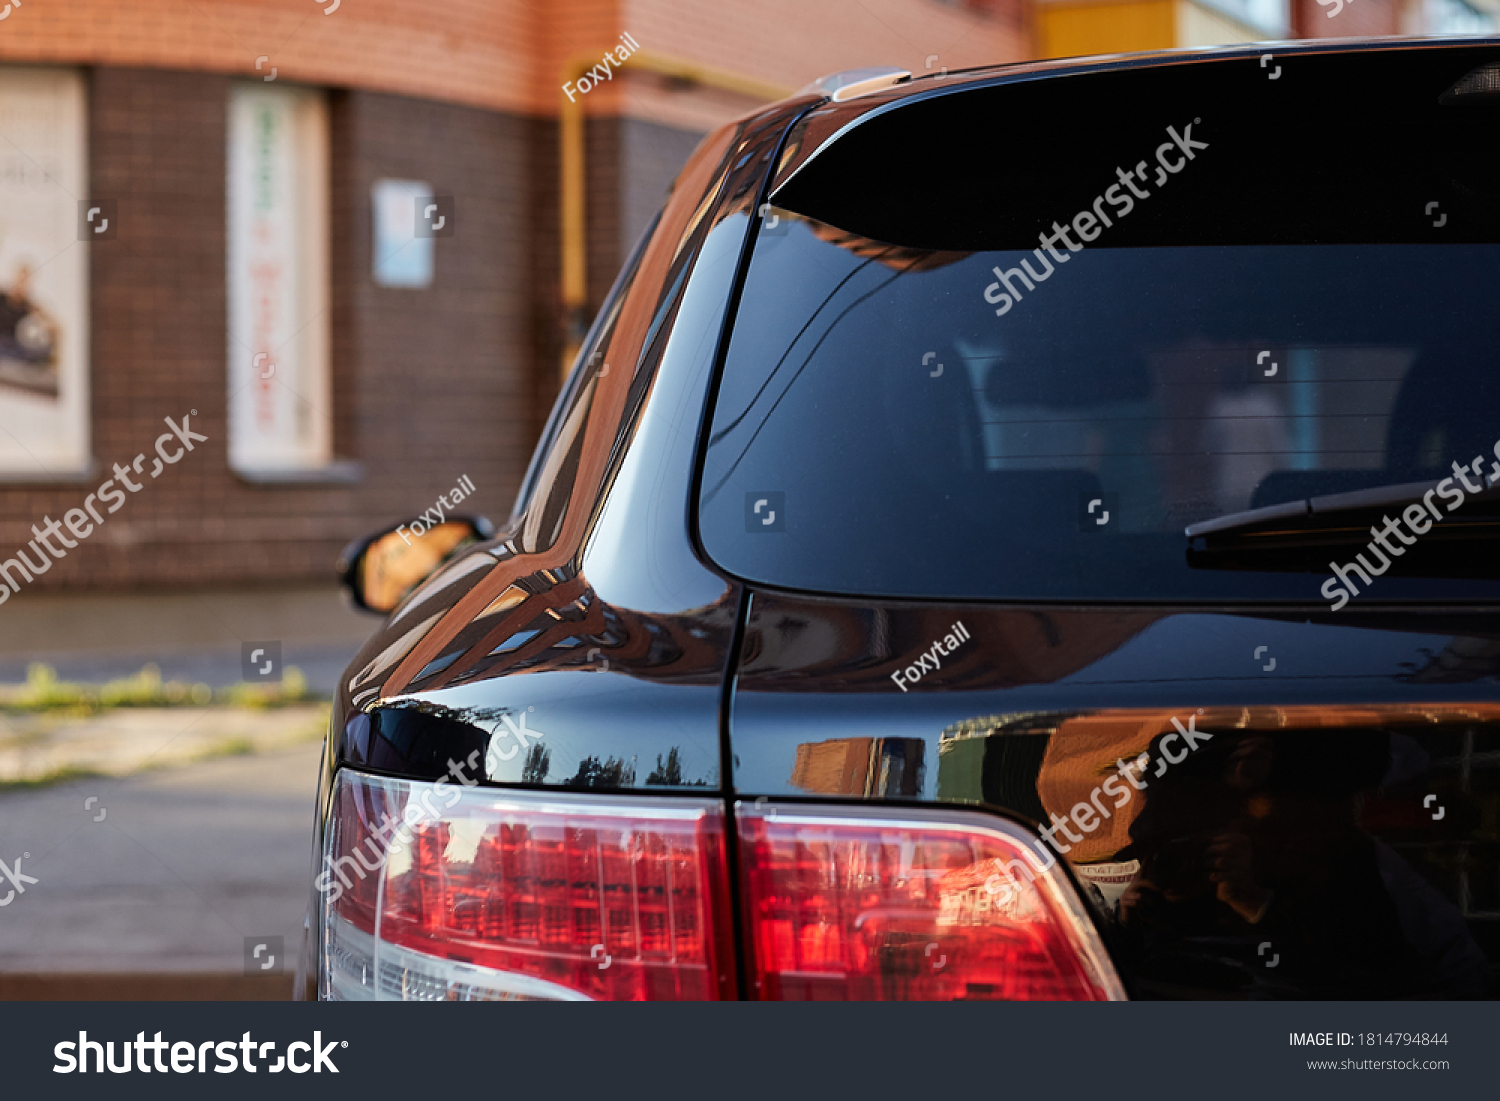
(0, 764), (110, 792)
(0, 662), (317, 715)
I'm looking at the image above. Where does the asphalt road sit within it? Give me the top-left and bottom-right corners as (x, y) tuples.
(0, 740), (322, 976)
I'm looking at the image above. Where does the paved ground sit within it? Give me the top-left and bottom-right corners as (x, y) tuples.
(0, 584), (365, 988)
(0, 583), (377, 696)
(0, 740), (323, 975)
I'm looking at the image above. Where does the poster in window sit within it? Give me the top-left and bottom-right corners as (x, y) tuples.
(0, 67), (89, 478)
(226, 83), (331, 475)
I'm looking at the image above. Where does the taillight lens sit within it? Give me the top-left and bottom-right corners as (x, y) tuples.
(320, 770), (734, 1000)
(736, 802), (1124, 1001)
(320, 768), (1123, 1001)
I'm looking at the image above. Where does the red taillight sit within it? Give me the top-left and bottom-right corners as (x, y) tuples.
(321, 769), (1123, 1001)
(321, 772), (735, 1000)
(736, 803), (1123, 1001)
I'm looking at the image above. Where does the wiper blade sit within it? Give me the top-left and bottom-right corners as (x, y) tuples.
(1186, 477), (1500, 576)
(1189, 479), (1460, 540)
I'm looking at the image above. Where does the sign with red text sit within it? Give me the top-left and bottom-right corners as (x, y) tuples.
(226, 83), (330, 475)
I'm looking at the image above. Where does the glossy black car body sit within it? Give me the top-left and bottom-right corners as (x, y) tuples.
(313, 38), (1500, 1000)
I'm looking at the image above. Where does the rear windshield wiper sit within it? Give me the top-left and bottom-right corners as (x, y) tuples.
(1185, 476), (1500, 575)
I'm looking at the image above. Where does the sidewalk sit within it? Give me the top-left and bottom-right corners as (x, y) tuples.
(0, 741), (322, 975)
(0, 584), (367, 982)
(0, 584), (377, 696)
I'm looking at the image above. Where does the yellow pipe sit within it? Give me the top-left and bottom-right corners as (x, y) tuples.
(558, 50), (792, 379)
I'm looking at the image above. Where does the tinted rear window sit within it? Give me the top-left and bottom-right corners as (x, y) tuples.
(696, 48), (1500, 602)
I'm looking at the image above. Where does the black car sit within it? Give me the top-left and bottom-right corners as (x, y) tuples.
(309, 38), (1500, 1001)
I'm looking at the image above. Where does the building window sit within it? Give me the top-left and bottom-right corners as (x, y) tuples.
(1425, 0), (1494, 33)
(1195, 0), (1289, 37)
(226, 83), (331, 477)
(371, 179), (437, 288)
(0, 66), (89, 479)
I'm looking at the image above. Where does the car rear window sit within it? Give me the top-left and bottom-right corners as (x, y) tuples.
(696, 48), (1500, 602)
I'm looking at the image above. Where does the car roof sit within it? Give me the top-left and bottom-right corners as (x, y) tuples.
(767, 34), (1500, 195)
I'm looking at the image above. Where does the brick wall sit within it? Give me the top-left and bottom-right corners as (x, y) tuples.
(0, 0), (1037, 594)
(0, 0), (1032, 128)
(0, 68), (542, 593)
(0, 73), (736, 594)
(585, 117), (626, 320)
(330, 89), (538, 542)
(620, 118), (707, 259)
(0, 0), (538, 116)
(82, 68), (234, 588)
(1291, 0), (1402, 35)
(576, 117), (709, 373)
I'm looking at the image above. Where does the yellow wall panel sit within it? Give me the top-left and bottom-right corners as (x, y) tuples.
(1037, 0), (1178, 60)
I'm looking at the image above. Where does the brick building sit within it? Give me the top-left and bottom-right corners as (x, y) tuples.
(1035, 0), (1494, 55)
(0, 0), (1029, 599)
(0, 0), (1489, 604)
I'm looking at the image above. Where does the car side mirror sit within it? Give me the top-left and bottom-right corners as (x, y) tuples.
(337, 516), (495, 615)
